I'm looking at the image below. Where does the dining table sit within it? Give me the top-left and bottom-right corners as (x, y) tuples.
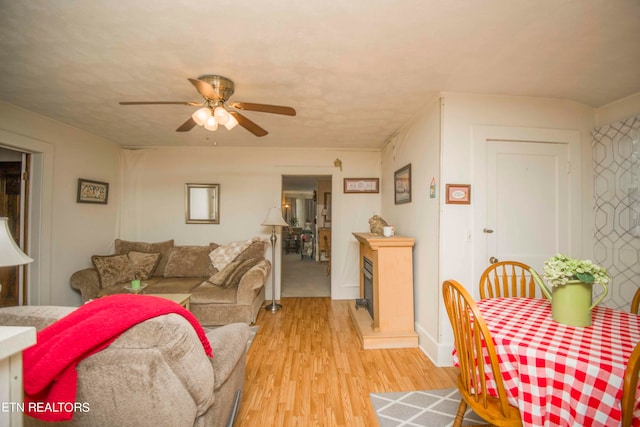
(470, 297), (640, 427)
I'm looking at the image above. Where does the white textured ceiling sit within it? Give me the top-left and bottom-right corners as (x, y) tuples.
(0, 0), (639, 149)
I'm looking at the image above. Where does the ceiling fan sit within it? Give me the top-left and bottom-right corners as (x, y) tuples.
(119, 75), (296, 137)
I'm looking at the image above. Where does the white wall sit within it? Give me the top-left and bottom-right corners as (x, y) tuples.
(121, 146), (381, 300)
(381, 95), (442, 359)
(382, 93), (597, 366)
(0, 102), (122, 306)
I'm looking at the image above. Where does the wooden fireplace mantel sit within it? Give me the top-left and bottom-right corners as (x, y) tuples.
(349, 232), (418, 349)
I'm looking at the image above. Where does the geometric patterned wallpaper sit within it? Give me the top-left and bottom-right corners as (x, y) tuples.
(592, 115), (640, 310)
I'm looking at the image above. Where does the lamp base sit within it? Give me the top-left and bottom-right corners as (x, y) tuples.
(265, 302), (283, 312)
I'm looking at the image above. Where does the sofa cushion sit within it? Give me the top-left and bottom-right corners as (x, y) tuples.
(92, 254), (136, 288)
(234, 240), (267, 262)
(145, 277), (204, 294)
(114, 239), (174, 277)
(128, 251), (161, 280)
(208, 258), (262, 289)
(190, 282), (237, 304)
(164, 245), (216, 278)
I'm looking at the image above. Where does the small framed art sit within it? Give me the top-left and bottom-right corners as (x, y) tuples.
(77, 179), (109, 204)
(445, 184), (471, 204)
(343, 178), (379, 193)
(394, 164), (412, 204)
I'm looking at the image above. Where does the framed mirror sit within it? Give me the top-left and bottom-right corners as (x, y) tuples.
(185, 183), (220, 224)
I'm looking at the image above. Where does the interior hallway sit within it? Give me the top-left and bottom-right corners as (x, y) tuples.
(281, 252), (330, 297)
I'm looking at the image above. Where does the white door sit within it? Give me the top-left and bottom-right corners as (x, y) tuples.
(483, 140), (570, 277)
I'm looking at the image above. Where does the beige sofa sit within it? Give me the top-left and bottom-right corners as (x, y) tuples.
(70, 238), (270, 326)
(0, 305), (251, 427)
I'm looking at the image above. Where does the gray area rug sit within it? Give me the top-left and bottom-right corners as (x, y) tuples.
(370, 388), (486, 427)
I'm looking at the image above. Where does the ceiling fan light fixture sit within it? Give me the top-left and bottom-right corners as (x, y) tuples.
(204, 116), (218, 131)
(120, 75), (295, 137)
(192, 107), (211, 126)
(214, 106), (230, 125)
(224, 114), (239, 130)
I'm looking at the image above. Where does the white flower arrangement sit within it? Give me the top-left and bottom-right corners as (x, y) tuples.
(543, 253), (610, 287)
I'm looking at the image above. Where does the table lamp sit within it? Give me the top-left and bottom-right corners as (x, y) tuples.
(0, 217), (34, 302)
(261, 207), (288, 312)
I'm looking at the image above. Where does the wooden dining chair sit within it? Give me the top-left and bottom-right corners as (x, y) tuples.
(479, 261), (537, 299)
(323, 234), (331, 276)
(621, 340), (640, 427)
(442, 280), (523, 427)
(630, 288), (640, 314)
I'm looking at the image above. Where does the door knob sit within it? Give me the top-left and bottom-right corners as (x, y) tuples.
(490, 256), (499, 264)
(483, 228), (494, 233)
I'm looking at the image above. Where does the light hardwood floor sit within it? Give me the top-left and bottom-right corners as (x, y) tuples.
(236, 297), (458, 426)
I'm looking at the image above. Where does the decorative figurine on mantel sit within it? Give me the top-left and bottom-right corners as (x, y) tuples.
(368, 215), (389, 235)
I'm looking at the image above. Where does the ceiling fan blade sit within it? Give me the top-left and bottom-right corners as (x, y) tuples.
(229, 101), (296, 116)
(176, 117), (197, 132)
(120, 101), (202, 106)
(229, 111), (268, 137)
(188, 78), (217, 100)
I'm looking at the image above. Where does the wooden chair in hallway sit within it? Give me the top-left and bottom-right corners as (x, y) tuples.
(442, 279), (523, 427)
(322, 234), (330, 275)
(622, 340), (640, 427)
(479, 261), (537, 299)
(631, 288), (640, 314)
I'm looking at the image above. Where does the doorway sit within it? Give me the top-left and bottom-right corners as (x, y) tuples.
(281, 175), (331, 297)
(0, 147), (30, 307)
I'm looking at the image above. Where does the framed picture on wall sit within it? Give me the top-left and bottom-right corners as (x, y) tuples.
(445, 184), (471, 204)
(394, 164), (412, 204)
(343, 178), (379, 193)
(77, 178), (109, 204)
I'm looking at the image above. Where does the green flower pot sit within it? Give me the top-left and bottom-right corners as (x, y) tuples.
(531, 270), (608, 327)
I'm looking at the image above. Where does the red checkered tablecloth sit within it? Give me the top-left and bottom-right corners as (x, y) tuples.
(457, 297), (640, 427)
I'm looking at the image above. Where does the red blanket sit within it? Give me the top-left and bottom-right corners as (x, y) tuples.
(23, 294), (212, 421)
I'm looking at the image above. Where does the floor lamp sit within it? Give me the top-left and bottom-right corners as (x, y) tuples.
(0, 217), (34, 304)
(261, 207), (288, 312)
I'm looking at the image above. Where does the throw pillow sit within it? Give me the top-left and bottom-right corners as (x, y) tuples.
(114, 239), (174, 277)
(147, 239), (175, 276)
(127, 251), (161, 280)
(209, 238), (259, 271)
(234, 240), (267, 262)
(114, 239), (151, 254)
(208, 257), (262, 288)
(163, 245), (214, 278)
(208, 260), (242, 288)
(91, 254), (136, 289)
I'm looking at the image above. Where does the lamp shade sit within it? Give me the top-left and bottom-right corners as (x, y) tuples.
(0, 217), (33, 267)
(214, 106), (230, 125)
(192, 107), (212, 126)
(261, 207), (288, 227)
(204, 116), (218, 131)
(224, 114), (239, 130)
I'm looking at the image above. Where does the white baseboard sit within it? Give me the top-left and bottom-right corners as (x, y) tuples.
(415, 322), (454, 367)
